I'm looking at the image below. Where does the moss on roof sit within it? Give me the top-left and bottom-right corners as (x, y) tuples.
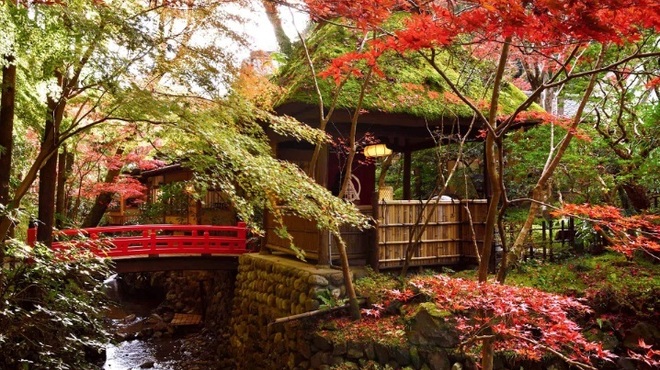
(276, 19), (540, 120)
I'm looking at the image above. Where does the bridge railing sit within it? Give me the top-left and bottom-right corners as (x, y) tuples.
(27, 223), (248, 258)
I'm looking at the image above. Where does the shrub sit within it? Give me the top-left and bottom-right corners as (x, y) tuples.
(0, 240), (112, 369)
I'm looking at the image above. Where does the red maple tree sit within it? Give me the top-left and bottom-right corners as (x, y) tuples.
(301, 0), (660, 285)
(295, 1), (660, 368)
(554, 203), (660, 260)
(349, 274), (659, 369)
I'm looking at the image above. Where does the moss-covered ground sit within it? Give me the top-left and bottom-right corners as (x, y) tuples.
(504, 252), (659, 320)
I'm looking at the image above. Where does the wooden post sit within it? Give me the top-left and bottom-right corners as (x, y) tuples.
(458, 200), (464, 264)
(318, 229), (330, 266)
(317, 144), (330, 266)
(546, 222), (552, 261)
(569, 217), (575, 249)
(369, 191), (380, 271)
(27, 225), (36, 247)
(237, 222), (247, 252)
(150, 228), (157, 253)
(403, 151), (411, 200)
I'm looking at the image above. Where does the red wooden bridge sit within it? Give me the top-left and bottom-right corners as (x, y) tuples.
(27, 223), (250, 272)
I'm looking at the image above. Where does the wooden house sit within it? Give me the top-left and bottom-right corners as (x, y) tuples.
(263, 21), (537, 270)
(107, 21), (538, 270)
(106, 164), (237, 226)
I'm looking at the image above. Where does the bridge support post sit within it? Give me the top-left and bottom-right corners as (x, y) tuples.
(27, 226), (36, 247)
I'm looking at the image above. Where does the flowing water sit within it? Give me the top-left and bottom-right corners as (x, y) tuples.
(102, 275), (220, 370)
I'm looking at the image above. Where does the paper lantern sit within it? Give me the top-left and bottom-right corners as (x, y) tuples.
(363, 144), (392, 158)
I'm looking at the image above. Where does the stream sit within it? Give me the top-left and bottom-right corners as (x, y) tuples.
(102, 275), (226, 370)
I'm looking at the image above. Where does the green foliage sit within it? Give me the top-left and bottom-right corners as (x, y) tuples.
(317, 289), (349, 310)
(136, 182), (190, 224)
(154, 94), (369, 259)
(1, 0), (252, 235)
(0, 240), (112, 369)
(276, 19), (534, 120)
(354, 268), (401, 305)
(636, 103), (660, 194)
(557, 37), (660, 210)
(504, 124), (605, 204)
(507, 252), (660, 319)
(507, 258), (588, 295)
(382, 143), (484, 199)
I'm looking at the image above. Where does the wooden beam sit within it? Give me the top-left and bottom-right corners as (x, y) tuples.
(318, 229), (330, 267)
(370, 191), (380, 271)
(403, 151), (412, 200)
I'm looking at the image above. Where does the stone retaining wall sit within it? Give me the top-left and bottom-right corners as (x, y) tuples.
(229, 254), (350, 369)
(286, 334), (470, 370)
(155, 270), (236, 330)
(120, 270), (236, 330)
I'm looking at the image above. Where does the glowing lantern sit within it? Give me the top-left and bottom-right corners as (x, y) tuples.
(363, 144), (392, 158)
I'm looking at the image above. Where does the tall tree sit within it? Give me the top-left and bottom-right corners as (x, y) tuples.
(0, 4), (19, 250)
(36, 71), (66, 245)
(0, 59), (15, 209)
(586, 39), (660, 211)
(0, 0), (252, 241)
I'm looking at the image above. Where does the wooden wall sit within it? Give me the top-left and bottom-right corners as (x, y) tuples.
(264, 211), (323, 260)
(329, 205), (372, 264)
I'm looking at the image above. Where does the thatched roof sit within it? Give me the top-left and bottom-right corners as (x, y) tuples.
(274, 19), (539, 150)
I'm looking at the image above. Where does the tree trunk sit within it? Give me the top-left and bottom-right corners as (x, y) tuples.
(621, 183), (650, 212)
(0, 57), (16, 258)
(262, 0), (292, 55)
(478, 133), (502, 283)
(481, 332), (494, 370)
(37, 150), (57, 246)
(501, 48), (606, 283)
(55, 145), (68, 228)
(0, 138), (59, 241)
(0, 60), (16, 207)
(82, 147), (125, 227)
(37, 74), (66, 246)
(332, 233), (361, 320)
(478, 37), (511, 284)
(37, 148), (59, 245)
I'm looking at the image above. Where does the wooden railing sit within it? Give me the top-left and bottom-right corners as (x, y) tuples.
(27, 223), (249, 258)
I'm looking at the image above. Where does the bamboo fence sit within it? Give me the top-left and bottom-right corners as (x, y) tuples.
(264, 200), (489, 268)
